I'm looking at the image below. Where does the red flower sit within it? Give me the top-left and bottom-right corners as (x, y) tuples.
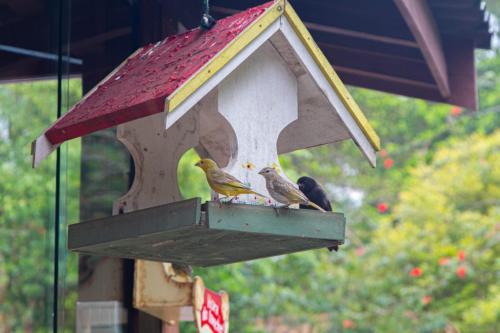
(457, 250), (465, 261)
(383, 158), (394, 169)
(377, 202), (389, 214)
(438, 257), (450, 266)
(450, 106), (462, 117)
(421, 295), (433, 305)
(379, 149), (388, 158)
(410, 267), (423, 277)
(456, 266), (467, 279)
(355, 247), (365, 257)
(343, 319), (355, 329)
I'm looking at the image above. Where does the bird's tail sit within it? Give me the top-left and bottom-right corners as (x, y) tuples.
(328, 245), (339, 252)
(308, 201), (327, 212)
(250, 190), (268, 199)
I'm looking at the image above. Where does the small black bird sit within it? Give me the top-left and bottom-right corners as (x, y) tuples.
(297, 176), (332, 211)
(297, 176), (338, 252)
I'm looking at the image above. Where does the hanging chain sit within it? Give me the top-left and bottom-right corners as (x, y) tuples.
(202, 0), (209, 15)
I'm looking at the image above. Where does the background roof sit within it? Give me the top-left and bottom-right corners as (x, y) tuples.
(0, 0), (494, 109)
(210, 0), (495, 109)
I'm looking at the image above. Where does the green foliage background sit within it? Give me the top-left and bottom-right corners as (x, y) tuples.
(1, 14), (500, 333)
(182, 50), (500, 333)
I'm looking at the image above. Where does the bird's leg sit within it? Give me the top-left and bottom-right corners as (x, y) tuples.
(219, 196), (234, 204)
(272, 202), (283, 216)
(214, 196), (223, 208)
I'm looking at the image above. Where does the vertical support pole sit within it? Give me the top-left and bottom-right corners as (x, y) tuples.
(53, 0), (63, 330)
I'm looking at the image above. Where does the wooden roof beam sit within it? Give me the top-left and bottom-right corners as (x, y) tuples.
(303, 21), (418, 48)
(320, 44), (434, 84)
(312, 32), (423, 60)
(336, 38), (478, 109)
(336, 66), (438, 91)
(394, 0), (451, 98)
(428, 0), (482, 9)
(212, 6), (418, 48)
(0, 0), (42, 16)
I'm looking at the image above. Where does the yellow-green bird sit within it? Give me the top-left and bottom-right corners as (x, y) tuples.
(195, 158), (267, 202)
(258, 167), (326, 212)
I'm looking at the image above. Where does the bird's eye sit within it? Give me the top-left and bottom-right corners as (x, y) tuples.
(266, 170), (270, 173)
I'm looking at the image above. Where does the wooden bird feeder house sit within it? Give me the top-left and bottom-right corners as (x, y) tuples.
(32, 0), (380, 264)
(32, 0), (380, 322)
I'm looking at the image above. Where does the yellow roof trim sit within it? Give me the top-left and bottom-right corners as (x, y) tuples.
(283, 3), (381, 151)
(166, 0), (285, 113)
(166, 0), (379, 151)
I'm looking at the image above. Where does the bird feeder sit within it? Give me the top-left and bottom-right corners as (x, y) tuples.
(32, 0), (379, 324)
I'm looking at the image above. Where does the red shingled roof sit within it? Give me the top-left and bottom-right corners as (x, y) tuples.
(45, 1), (274, 145)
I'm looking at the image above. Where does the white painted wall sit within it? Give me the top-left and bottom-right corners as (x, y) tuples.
(216, 42), (298, 204)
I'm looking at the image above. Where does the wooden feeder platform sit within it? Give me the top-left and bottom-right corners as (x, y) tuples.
(68, 198), (345, 267)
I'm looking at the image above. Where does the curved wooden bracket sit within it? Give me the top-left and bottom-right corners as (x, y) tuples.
(113, 111), (199, 214)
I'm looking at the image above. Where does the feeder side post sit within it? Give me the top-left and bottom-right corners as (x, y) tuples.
(113, 110), (200, 326)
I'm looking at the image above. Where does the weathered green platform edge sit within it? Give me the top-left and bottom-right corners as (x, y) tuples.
(68, 198), (345, 267)
(207, 202), (344, 239)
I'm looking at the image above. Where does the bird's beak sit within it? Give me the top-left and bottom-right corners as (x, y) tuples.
(194, 161), (200, 167)
(258, 169), (264, 175)
(298, 183), (304, 190)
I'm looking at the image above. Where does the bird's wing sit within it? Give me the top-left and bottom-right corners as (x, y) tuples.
(312, 188), (332, 211)
(307, 201), (327, 212)
(272, 178), (309, 203)
(210, 169), (251, 190)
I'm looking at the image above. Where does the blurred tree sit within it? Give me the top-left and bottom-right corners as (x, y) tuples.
(190, 47), (500, 332)
(0, 80), (81, 332)
(342, 131), (499, 333)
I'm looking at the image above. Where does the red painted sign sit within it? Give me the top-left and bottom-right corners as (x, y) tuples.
(200, 289), (226, 333)
(193, 277), (229, 333)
